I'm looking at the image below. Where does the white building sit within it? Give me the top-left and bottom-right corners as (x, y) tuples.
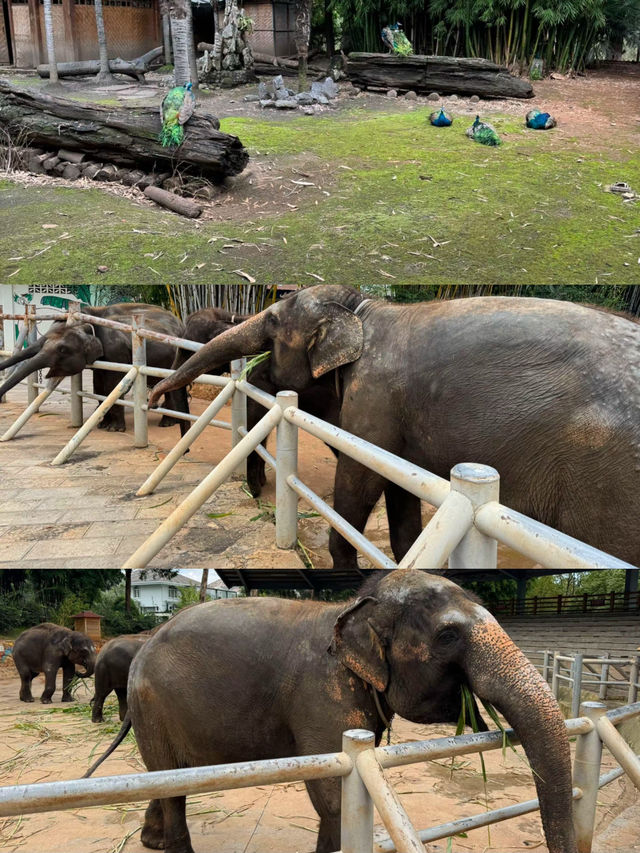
(131, 570), (239, 615)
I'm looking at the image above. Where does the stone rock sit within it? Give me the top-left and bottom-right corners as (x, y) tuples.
(257, 81), (269, 99)
(274, 98), (298, 109)
(404, 90), (418, 100)
(448, 94), (458, 101)
(303, 107), (315, 115)
(222, 24), (234, 39)
(321, 76), (339, 98)
(295, 92), (315, 105)
(272, 74), (285, 90)
(427, 91), (440, 101)
(260, 99), (276, 108)
(316, 93), (329, 105)
(386, 89), (398, 98)
(348, 85), (361, 96)
(470, 94), (480, 103)
(243, 93), (261, 102)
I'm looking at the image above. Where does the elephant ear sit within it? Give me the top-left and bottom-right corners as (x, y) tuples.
(51, 631), (72, 655)
(80, 326), (104, 364)
(330, 596), (389, 692)
(308, 302), (364, 379)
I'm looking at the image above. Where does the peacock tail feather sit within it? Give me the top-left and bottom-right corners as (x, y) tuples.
(430, 107), (453, 127)
(160, 84), (194, 148)
(160, 122), (185, 147)
(467, 115), (501, 146)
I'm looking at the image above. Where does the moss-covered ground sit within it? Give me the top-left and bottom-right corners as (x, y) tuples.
(2, 84), (639, 285)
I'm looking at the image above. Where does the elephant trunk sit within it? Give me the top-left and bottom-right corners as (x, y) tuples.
(465, 620), (577, 853)
(0, 338), (46, 372)
(0, 350), (50, 400)
(148, 312), (267, 408)
(76, 658), (95, 678)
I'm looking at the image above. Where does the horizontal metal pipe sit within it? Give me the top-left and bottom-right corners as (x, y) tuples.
(285, 408), (451, 507)
(376, 717), (594, 769)
(606, 703), (640, 726)
(237, 426), (276, 467)
(374, 786), (584, 853)
(286, 474), (396, 569)
(140, 365), (229, 387)
(0, 752), (351, 818)
(76, 312), (204, 353)
(1, 379), (63, 441)
(596, 716), (640, 788)
(235, 379), (277, 409)
(475, 502), (635, 569)
(123, 405), (284, 568)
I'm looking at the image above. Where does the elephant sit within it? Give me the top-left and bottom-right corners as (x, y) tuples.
(0, 303), (189, 434)
(84, 571), (577, 853)
(148, 286), (640, 568)
(13, 623), (96, 704)
(91, 633), (149, 723)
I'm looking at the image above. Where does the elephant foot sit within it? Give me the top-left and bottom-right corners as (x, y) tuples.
(158, 416), (179, 428)
(40, 697), (53, 704)
(140, 825), (165, 850)
(91, 715), (104, 723)
(61, 695), (74, 703)
(19, 695), (34, 703)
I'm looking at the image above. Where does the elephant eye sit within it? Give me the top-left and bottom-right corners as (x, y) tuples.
(436, 627), (459, 645)
(58, 345), (69, 355)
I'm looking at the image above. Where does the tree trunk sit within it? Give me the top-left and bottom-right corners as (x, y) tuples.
(163, 15), (172, 64)
(93, 0), (114, 81)
(43, 0), (59, 85)
(0, 79), (249, 181)
(324, 0), (335, 58)
(125, 569), (132, 614)
(199, 569), (209, 602)
(295, 0), (311, 91)
(38, 47), (164, 82)
(169, 0), (197, 87)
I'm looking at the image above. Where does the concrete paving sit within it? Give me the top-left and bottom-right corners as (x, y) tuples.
(0, 377), (306, 569)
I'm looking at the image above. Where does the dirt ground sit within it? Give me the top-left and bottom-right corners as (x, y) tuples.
(0, 660), (637, 853)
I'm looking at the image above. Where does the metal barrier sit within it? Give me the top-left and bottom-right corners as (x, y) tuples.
(494, 591), (640, 617)
(542, 652), (640, 717)
(0, 309), (637, 572)
(0, 702), (638, 853)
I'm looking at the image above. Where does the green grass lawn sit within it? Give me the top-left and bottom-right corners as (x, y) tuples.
(2, 107), (639, 284)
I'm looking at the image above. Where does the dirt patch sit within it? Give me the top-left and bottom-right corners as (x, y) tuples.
(0, 665), (635, 853)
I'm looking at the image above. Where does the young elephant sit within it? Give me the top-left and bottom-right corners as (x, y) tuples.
(86, 572), (577, 853)
(13, 623), (96, 704)
(91, 633), (149, 723)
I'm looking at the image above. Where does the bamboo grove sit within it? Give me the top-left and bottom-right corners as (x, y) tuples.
(335, 0), (640, 72)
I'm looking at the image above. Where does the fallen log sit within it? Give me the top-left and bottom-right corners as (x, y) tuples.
(37, 46), (164, 82)
(144, 185), (202, 218)
(0, 79), (249, 182)
(346, 53), (534, 99)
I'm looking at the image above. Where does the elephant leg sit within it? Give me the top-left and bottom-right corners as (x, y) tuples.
(304, 778), (341, 853)
(17, 667), (34, 702)
(384, 483), (423, 563)
(115, 688), (128, 721)
(246, 397), (268, 496)
(141, 799), (165, 850)
(61, 661), (75, 702)
(330, 457), (387, 569)
(160, 796), (194, 853)
(158, 388), (189, 436)
(40, 666), (58, 703)
(91, 685), (108, 723)
(94, 370), (126, 432)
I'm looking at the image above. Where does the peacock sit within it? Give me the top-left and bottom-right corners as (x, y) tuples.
(526, 109), (557, 130)
(160, 82), (196, 147)
(429, 107), (453, 127)
(381, 23), (413, 57)
(466, 115), (501, 146)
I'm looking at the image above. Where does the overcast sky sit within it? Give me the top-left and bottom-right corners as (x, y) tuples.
(178, 570), (220, 582)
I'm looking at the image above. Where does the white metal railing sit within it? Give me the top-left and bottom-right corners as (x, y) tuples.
(0, 703), (638, 853)
(0, 308), (637, 572)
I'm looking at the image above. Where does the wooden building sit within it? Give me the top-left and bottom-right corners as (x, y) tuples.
(0, 0), (295, 70)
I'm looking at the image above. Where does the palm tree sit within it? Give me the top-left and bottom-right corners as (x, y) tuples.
(42, 0), (59, 85)
(295, 0), (312, 90)
(199, 569), (209, 602)
(168, 0), (198, 87)
(94, 0), (116, 82)
(160, 0), (173, 64)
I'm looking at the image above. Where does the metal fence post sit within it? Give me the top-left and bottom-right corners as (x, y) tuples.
(26, 305), (38, 405)
(448, 463), (499, 569)
(231, 358), (247, 477)
(629, 656), (639, 705)
(599, 653), (610, 701)
(571, 654), (584, 720)
(542, 650), (551, 684)
(132, 316), (148, 448)
(552, 652), (560, 698)
(341, 730), (374, 853)
(275, 390), (298, 550)
(572, 701), (606, 853)
(67, 301), (83, 428)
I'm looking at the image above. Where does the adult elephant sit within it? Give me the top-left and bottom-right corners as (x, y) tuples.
(0, 303), (189, 434)
(85, 571), (577, 853)
(91, 633), (149, 723)
(148, 286), (640, 567)
(13, 623), (96, 704)
(178, 306), (340, 496)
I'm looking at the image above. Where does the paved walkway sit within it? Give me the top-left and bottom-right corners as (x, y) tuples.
(0, 378), (305, 569)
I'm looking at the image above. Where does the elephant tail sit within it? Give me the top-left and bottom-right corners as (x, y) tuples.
(83, 713), (132, 778)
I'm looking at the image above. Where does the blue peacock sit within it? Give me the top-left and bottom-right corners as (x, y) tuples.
(381, 23), (413, 56)
(466, 115), (501, 146)
(429, 107), (453, 127)
(160, 82), (196, 147)
(526, 109), (557, 130)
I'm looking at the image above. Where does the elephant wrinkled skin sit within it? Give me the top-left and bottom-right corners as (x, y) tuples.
(91, 633), (149, 723)
(149, 286), (640, 567)
(86, 572), (577, 853)
(13, 623), (96, 704)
